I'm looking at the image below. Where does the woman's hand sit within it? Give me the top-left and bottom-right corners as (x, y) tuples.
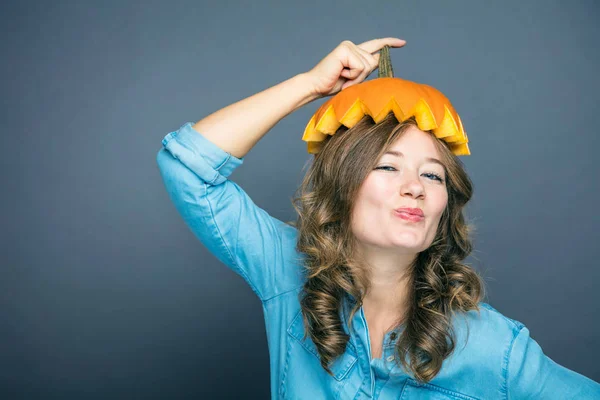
(304, 37), (407, 98)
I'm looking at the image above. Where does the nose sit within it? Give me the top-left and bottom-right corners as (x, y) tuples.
(399, 169), (425, 199)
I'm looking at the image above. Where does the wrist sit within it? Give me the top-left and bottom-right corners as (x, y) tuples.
(294, 72), (322, 104)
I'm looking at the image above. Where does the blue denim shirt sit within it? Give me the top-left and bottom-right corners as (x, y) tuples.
(156, 122), (600, 399)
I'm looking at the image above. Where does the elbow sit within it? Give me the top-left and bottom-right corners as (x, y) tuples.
(156, 148), (172, 171)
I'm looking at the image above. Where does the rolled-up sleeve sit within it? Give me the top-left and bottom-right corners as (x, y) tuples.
(160, 122), (241, 185)
(156, 122), (304, 302)
(506, 325), (600, 399)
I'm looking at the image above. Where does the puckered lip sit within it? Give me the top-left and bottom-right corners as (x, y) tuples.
(394, 207), (424, 217)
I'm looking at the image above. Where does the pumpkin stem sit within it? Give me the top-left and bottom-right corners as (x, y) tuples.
(377, 45), (394, 78)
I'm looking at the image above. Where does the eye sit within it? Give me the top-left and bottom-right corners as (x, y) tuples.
(375, 166), (445, 183)
(423, 172), (444, 183)
(375, 165), (397, 172)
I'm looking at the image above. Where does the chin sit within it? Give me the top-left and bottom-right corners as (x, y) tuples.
(389, 240), (423, 252)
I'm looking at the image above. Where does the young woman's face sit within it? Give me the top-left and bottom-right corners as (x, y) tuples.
(351, 126), (449, 255)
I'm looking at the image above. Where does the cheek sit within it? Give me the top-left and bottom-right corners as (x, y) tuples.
(423, 193), (447, 234)
(436, 198), (448, 215)
(358, 179), (392, 206)
(431, 188), (448, 212)
(430, 195), (448, 229)
(369, 180), (398, 202)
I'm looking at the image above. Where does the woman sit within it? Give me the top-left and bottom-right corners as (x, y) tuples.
(156, 38), (600, 399)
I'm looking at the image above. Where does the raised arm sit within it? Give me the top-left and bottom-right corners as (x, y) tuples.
(191, 73), (319, 159)
(156, 73), (318, 302)
(156, 38), (407, 302)
(192, 37), (407, 159)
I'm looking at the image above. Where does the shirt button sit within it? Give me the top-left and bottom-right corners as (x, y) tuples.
(390, 332), (397, 340)
(387, 355), (395, 362)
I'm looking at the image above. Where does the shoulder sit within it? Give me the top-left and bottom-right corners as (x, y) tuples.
(473, 302), (524, 331)
(452, 302), (528, 369)
(424, 302), (524, 397)
(444, 302), (525, 377)
(455, 301), (525, 349)
(423, 303), (600, 398)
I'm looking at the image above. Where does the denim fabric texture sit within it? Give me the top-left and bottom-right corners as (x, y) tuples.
(157, 121), (600, 399)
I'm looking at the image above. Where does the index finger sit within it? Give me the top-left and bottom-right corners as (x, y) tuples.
(357, 37), (406, 54)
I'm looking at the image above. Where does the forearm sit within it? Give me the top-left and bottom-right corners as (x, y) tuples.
(192, 73), (319, 159)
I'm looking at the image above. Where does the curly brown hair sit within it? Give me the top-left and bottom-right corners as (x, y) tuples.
(288, 111), (486, 383)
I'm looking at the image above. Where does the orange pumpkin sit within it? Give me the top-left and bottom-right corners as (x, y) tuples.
(302, 45), (470, 156)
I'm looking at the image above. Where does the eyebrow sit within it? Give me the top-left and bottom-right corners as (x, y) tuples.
(382, 150), (445, 168)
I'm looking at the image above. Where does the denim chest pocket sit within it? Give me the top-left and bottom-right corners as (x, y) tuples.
(400, 378), (482, 400)
(286, 310), (358, 381)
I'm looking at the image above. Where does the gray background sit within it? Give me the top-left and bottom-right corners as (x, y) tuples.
(1, 0), (599, 398)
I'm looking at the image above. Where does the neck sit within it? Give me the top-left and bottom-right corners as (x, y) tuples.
(362, 275), (410, 329)
(360, 256), (414, 331)
(351, 242), (417, 330)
